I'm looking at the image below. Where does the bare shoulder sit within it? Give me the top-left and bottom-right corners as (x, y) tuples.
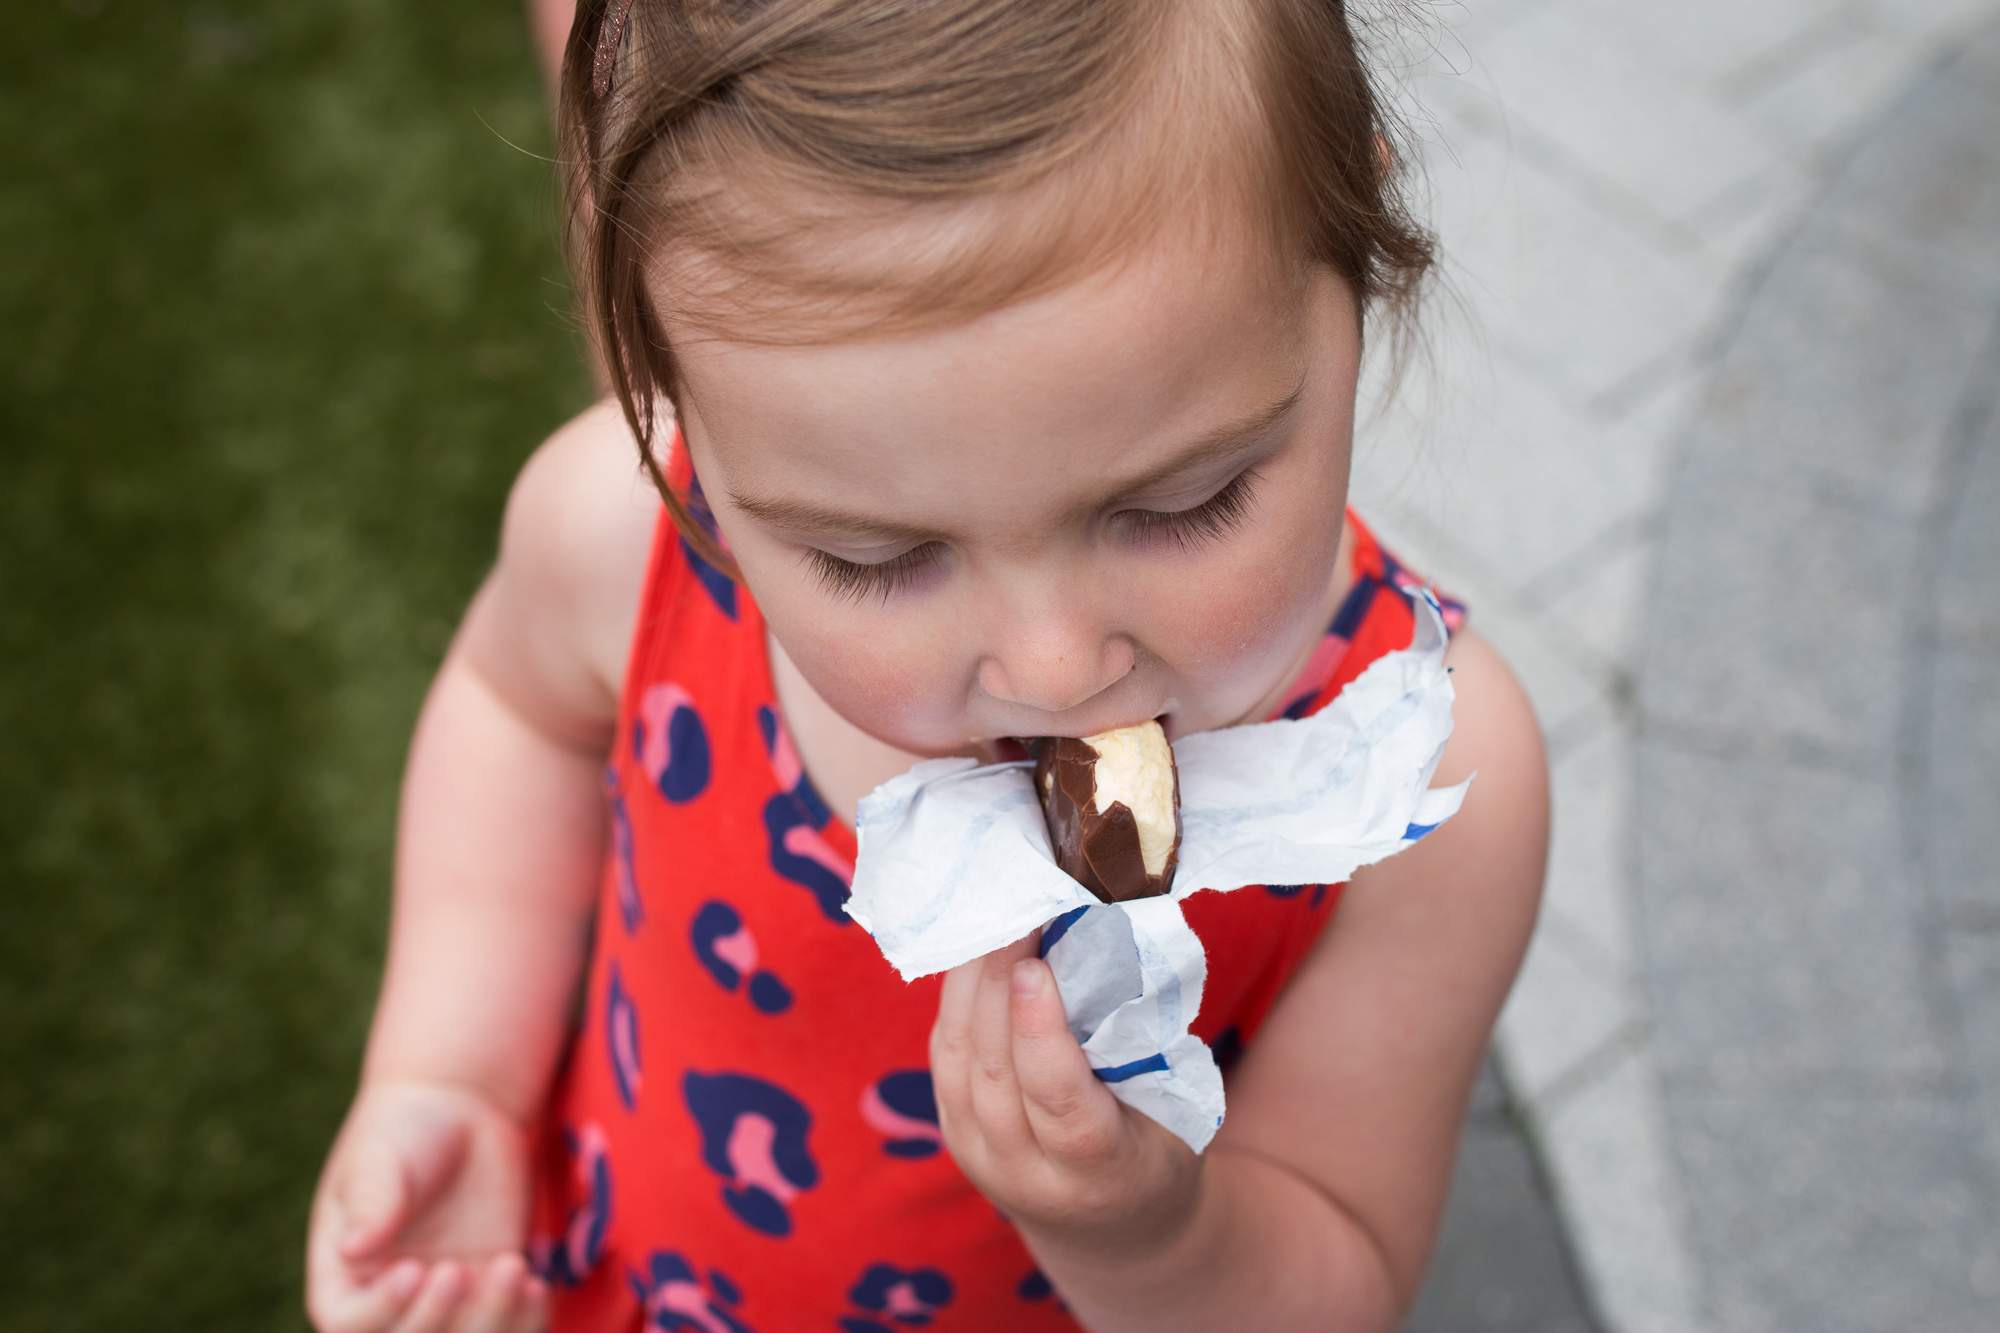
(1314, 625), (1546, 962)
(1425, 626), (1550, 869)
(1211, 625), (1548, 1307)
(458, 400), (664, 750)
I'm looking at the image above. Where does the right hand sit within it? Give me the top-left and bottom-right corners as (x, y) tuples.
(306, 1079), (548, 1333)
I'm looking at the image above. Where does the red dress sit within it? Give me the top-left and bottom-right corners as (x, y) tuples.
(531, 459), (1463, 1332)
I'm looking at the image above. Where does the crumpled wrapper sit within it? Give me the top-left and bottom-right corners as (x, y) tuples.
(846, 590), (1469, 1152)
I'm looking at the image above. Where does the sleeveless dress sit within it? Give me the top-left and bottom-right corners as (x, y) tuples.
(530, 454), (1464, 1332)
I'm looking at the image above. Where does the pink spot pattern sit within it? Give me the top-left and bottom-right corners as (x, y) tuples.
(726, 1113), (800, 1205)
(710, 927), (758, 978)
(639, 683), (695, 785)
(859, 1085), (941, 1147)
(782, 824), (854, 885)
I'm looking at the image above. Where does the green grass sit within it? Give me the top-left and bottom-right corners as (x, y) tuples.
(0, 3), (591, 1326)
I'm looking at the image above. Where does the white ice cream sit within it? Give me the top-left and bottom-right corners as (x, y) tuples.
(1084, 721), (1177, 877)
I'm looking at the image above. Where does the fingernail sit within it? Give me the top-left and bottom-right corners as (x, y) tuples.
(1012, 960), (1045, 999)
(389, 1261), (423, 1298)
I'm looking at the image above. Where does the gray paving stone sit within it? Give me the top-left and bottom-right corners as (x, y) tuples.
(1350, 340), (1672, 595)
(1531, 1049), (1705, 1333)
(1422, 128), (1729, 400)
(1406, 1060), (1600, 1333)
(1805, 66), (2000, 298)
(1680, 226), (1995, 521)
(1537, 530), (1654, 676)
(1925, 335), (2000, 917)
(1664, 1091), (2000, 1331)
(1926, 644), (2000, 920)
(1946, 929), (2000, 1078)
(1436, 3), (1790, 229)
(1878, 0), (2000, 48)
(1500, 925), (1633, 1105)
(1734, 17), (1932, 160)
(1632, 18), (2000, 1330)
(1554, 0), (1833, 92)
(1638, 457), (1913, 761)
(1943, 930), (2000, 1181)
(1934, 334), (2000, 631)
(1635, 744), (1949, 1091)
(1936, 491), (2000, 653)
(1538, 723), (1639, 973)
(1950, 15), (2000, 103)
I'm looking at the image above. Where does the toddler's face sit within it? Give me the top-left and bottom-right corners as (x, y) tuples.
(667, 227), (1360, 760)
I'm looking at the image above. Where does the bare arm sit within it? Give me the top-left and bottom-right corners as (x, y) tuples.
(365, 402), (650, 1111)
(937, 627), (1549, 1332)
(307, 402), (658, 1333)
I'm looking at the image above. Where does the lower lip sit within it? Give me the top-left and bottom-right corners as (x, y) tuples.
(998, 712), (1177, 755)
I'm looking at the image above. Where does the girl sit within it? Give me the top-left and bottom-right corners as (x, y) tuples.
(306, 2), (1548, 1330)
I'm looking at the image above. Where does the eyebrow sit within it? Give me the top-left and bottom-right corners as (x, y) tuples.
(1098, 380), (1304, 503)
(727, 380), (1305, 542)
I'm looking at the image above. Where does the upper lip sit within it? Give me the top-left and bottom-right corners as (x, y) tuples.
(1003, 712), (1172, 744)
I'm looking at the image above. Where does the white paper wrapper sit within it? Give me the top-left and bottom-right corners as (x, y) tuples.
(846, 590), (1469, 1152)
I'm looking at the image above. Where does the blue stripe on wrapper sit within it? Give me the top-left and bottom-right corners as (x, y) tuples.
(1092, 1053), (1170, 1083)
(1403, 821), (1439, 841)
(1038, 905), (1090, 958)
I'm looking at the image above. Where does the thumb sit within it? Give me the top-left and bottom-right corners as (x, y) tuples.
(1009, 959), (1119, 1159)
(336, 1135), (410, 1260)
(337, 1103), (470, 1259)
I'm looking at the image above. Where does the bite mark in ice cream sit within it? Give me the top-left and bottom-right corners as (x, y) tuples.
(1032, 720), (1181, 902)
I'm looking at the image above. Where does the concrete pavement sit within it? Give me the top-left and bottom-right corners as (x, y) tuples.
(1407, 1060), (1597, 1332)
(1350, 2), (2000, 1328)
(1634, 28), (2000, 1328)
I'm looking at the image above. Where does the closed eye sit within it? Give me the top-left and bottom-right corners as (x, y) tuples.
(802, 542), (945, 603)
(1120, 469), (1258, 551)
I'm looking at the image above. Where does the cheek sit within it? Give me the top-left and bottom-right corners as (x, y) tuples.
(1142, 480), (1347, 700)
(1164, 536), (1335, 679)
(757, 587), (971, 742)
(715, 513), (973, 747)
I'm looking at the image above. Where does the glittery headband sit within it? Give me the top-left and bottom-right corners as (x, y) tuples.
(592, 0), (638, 98)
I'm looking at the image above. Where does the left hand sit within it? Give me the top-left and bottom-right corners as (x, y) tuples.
(928, 934), (1203, 1261)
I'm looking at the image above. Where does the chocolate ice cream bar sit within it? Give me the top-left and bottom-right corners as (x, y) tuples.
(1032, 721), (1181, 902)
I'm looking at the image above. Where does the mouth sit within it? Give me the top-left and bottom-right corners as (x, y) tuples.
(998, 712), (1176, 760)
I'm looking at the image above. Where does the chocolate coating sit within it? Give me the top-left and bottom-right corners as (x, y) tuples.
(1033, 733), (1181, 903)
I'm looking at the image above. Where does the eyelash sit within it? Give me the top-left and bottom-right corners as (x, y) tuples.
(801, 470), (1258, 601)
(1123, 470), (1258, 551)
(804, 543), (943, 603)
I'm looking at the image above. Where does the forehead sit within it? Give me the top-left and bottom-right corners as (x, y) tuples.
(655, 164), (1299, 351)
(671, 230), (1348, 537)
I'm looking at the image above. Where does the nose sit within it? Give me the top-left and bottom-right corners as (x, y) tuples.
(975, 612), (1136, 715)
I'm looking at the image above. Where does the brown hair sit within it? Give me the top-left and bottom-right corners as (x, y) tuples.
(558, 0), (1433, 571)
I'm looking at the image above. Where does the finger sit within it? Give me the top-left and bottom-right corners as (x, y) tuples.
(388, 1259), (467, 1333)
(335, 1135), (410, 1261)
(1010, 958), (1120, 1161)
(508, 1271), (551, 1333)
(307, 1254), (425, 1333)
(308, 1170), (425, 1333)
(928, 956), (976, 1128)
(344, 1101), (475, 1262)
(965, 939), (1038, 1155)
(928, 954), (988, 1140)
(449, 1252), (528, 1333)
(931, 958), (979, 1079)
